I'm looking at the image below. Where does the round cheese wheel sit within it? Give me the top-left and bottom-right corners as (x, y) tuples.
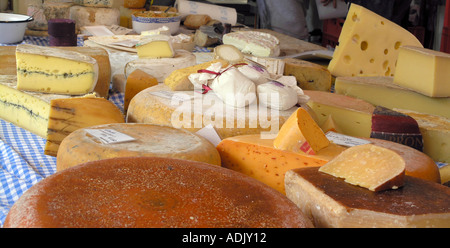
(125, 50), (197, 83)
(56, 123), (221, 172)
(4, 157), (313, 228)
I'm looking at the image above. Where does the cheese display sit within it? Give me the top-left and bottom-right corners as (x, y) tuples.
(125, 50), (197, 83)
(126, 84), (297, 139)
(4, 157), (313, 228)
(124, 69), (158, 112)
(69, 5), (120, 31)
(73, 0), (114, 8)
(216, 132), (439, 194)
(327, 4), (423, 77)
(164, 59), (229, 91)
(394, 109), (450, 163)
(285, 167), (450, 228)
(45, 96), (125, 157)
(283, 58), (332, 91)
(393, 46), (450, 97)
(56, 123), (221, 171)
(319, 144), (406, 192)
(222, 31), (281, 57)
(1, 46), (111, 98)
(16, 44), (99, 95)
(273, 107), (330, 154)
(305, 90), (424, 152)
(334, 76), (450, 119)
(136, 35), (175, 59)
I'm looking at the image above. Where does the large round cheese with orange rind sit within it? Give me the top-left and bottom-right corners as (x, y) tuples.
(4, 157), (314, 228)
(56, 123), (221, 172)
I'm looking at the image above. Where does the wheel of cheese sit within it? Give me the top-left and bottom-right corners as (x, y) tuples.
(56, 123), (221, 172)
(126, 84), (298, 139)
(4, 157), (313, 228)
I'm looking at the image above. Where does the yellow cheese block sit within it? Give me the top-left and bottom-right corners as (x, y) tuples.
(45, 95), (125, 157)
(16, 44), (99, 95)
(319, 144), (406, 192)
(334, 76), (450, 119)
(440, 164), (450, 185)
(124, 69), (158, 112)
(394, 46), (450, 97)
(126, 84), (297, 139)
(273, 107), (330, 154)
(328, 4), (423, 77)
(136, 35), (175, 59)
(164, 59), (229, 91)
(283, 58), (332, 91)
(56, 123), (221, 172)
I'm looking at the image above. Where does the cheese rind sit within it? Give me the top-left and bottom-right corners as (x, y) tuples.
(124, 69), (158, 112)
(334, 76), (450, 119)
(222, 31), (281, 57)
(393, 46), (450, 97)
(16, 44), (99, 95)
(319, 144), (406, 191)
(56, 123), (221, 171)
(69, 5), (120, 31)
(328, 4), (423, 77)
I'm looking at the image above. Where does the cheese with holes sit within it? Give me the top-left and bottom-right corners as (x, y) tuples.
(273, 107), (330, 154)
(164, 59), (229, 91)
(319, 144), (406, 192)
(305, 90), (424, 151)
(393, 46), (450, 97)
(222, 31), (281, 57)
(56, 123), (221, 172)
(126, 84), (296, 139)
(1, 46), (110, 98)
(283, 58), (332, 91)
(395, 109), (450, 163)
(16, 44), (99, 95)
(125, 50), (197, 83)
(285, 167), (450, 228)
(69, 5), (120, 31)
(328, 4), (423, 77)
(73, 0), (114, 7)
(136, 35), (175, 59)
(334, 76), (450, 118)
(0, 75), (125, 156)
(124, 69), (158, 112)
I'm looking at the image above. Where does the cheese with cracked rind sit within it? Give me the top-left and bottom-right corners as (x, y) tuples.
(16, 44), (99, 95)
(56, 123), (221, 171)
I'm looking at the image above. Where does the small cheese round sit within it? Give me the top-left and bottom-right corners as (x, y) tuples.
(56, 123), (221, 171)
(4, 157), (314, 228)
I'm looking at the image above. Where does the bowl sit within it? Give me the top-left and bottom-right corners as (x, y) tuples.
(0, 13), (33, 44)
(132, 11), (181, 35)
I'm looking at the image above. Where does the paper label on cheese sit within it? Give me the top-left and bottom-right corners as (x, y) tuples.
(85, 129), (136, 144)
(326, 131), (371, 147)
(149, 91), (193, 102)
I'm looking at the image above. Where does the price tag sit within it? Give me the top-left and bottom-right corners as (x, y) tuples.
(326, 131), (371, 147)
(85, 129), (136, 145)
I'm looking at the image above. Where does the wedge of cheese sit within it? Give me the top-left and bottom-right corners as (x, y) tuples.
(393, 46), (450, 97)
(124, 69), (158, 112)
(222, 31), (281, 57)
(16, 44), (99, 95)
(334, 76), (450, 119)
(285, 167), (450, 228)
(283, 58), (332, 91)
(136, 34), (175, 59)
(56, 123), (221, 172)
(0, 75), (125, 157)
(328, 4), (423, 77)
(319, 144), (406, 192)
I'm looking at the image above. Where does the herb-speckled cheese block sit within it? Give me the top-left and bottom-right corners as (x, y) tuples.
(4, 157), (313, 228)
(56, 123), (222, 171)
(16, 44), (99, 95)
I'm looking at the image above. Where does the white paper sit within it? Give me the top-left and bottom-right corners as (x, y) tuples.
(85, 129), (136, 144)
(326, 131), (371, 147)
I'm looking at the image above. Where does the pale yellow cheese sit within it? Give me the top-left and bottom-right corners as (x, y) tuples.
(283, 58), (332, 91)
(393, 46), (450, 97)
(328, 4), (423, 77)
(334, 76), (450, 119)
(56, 123), (221, 172)
(16, 44), (99, 95)
(319, 144), (406, 192)
(136, 35), (175, 59)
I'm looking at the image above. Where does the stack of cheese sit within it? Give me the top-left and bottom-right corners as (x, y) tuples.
(69, 0), (120, 32)
(0, 44), (125, 157)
